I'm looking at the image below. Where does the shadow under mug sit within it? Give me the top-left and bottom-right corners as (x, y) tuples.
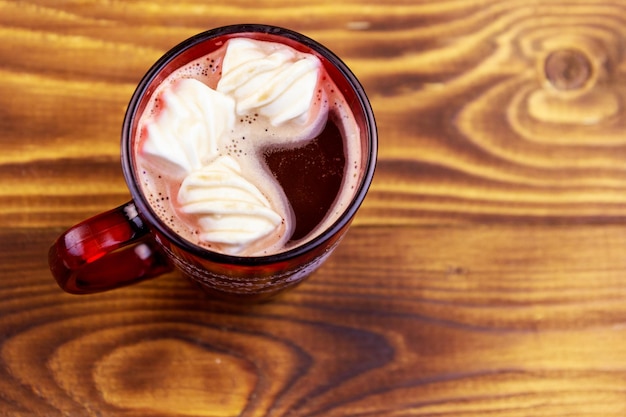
(48, 24), (378, 302)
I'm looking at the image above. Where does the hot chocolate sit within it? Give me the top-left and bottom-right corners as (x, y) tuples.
(134, 36), (362, 256)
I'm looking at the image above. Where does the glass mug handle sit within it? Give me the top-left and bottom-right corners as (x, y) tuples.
(48, 201), (173, 294)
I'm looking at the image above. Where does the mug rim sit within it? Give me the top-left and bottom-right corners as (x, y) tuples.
(121, 23), (377, 266)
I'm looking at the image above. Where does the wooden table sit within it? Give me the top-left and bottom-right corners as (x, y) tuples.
(2, 1), (626, 416)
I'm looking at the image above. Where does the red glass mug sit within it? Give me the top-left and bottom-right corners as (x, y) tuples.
(48, 24), (377, 301)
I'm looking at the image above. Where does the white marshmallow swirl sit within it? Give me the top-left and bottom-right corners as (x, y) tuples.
(217, 38), (321, 126)
(177, 155), (285, 255)
(138, 39), (331, 256)
(141, 78), (236, 176)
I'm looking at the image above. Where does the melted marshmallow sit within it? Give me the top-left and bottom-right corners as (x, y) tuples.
(136, 38), (347, 256)
(177, 155), (285, 255)
(217, 38), (321, 126)
(141, 78), (235, 176)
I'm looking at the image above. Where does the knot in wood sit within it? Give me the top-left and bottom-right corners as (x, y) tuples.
(544, 49), (593, 91)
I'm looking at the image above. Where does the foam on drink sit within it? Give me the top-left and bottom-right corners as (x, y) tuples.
(135, 37), (361, 256)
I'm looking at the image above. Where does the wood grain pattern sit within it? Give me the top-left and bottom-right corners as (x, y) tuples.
(3, 225), (626, 416)
(4, 0), (626, 228)
(2, 0), (626, 416)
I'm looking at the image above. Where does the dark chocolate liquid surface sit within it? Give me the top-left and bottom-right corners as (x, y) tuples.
(264, 119), (345, 241)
